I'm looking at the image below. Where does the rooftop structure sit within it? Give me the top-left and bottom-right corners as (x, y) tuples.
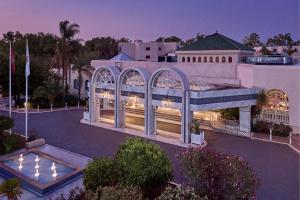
(176, 33), (254, 64)
(118, 40), (179, 62)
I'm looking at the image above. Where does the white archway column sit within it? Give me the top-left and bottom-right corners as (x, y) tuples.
(117, 100), (126, 128)
(239, 106), (251, 133)
(180, 90), (192, 143)
(89, 82), (97, 123)
(147, 105), (156, 135)
(184, 90), (192, 143)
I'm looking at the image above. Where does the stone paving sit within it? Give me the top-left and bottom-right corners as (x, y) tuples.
(0, 110), (299, 200)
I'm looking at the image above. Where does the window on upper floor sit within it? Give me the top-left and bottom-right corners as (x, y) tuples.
(204, 57), (207, 63)
(209, 56), (213, 63)
(146, 55), (150, 59)
(215, 57), (219, 63)
(294, 48), (298, 53)
(192, 57), (196, 62)
(198, 57), (201, 62)
(158, 47), (162, 51)
(228, 56), (233, 63)
(222, 56), (226, 63)
(187, 57), (191, 62)
(146, 47), (150, 51)
(182, 57), (186, 62)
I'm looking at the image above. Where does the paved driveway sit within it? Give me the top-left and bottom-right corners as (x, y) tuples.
(1, 110), (299, 200)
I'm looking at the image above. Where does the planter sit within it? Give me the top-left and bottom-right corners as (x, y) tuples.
(191, 131), (205, 145)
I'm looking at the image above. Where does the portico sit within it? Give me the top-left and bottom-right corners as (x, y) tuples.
(86, 66), (259, 144)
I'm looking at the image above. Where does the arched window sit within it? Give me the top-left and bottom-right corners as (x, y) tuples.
(192, 57), (196, 62)
(209, 56), (213, 63)
(73, 79), (79, 89)
(198, 57), (201, 62)
(215, 57), (219, 63)
(222, 56), (226, 63)
(187, 57), (191, 62)
(204, 57), (207, 63)
(228, 56), (233, 63)
(260, 89), (289, 124)
(182, 57), (185, 62)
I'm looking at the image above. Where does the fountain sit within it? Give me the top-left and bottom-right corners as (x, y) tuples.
(19, 154), (24, 162)
(51, 162), (56, 171)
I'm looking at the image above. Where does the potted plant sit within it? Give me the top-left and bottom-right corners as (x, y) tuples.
(191, 120), (204, 145)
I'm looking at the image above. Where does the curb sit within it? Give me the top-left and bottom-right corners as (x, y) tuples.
(251, 137), (300, 154)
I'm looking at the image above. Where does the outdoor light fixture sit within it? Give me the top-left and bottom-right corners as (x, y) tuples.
(162, 99), (171, 107)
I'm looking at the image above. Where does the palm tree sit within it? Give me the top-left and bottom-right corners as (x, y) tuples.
(243, 32), (263, 48)
(58, 20), (80, 98)
(0, 178), (23, 200)
(32, 72), (63, 106)
(256, 90), (269, 112)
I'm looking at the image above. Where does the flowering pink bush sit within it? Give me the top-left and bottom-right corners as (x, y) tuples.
(179, 148), (260, 200)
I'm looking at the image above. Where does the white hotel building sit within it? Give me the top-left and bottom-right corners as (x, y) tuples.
(73, 33), (300, 144)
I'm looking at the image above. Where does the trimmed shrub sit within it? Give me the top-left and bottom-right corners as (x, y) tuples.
(0, 116), (14, 132)
(2, 134), (26, 154)
(94, 185), (143, 200)
(253, 120), (292, 137)
(180, 148), (260, 200)
(272, 123), (292, 137)
(83, 157), (118, 191)
(116, 138), (172, 189)
(54, 186), (143, 200)
(157, 185), (207, 200)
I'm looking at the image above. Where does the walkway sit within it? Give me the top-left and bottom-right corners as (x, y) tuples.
(0, 110), (299, 200)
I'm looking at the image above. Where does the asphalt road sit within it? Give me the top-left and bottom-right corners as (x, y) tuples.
(1, 110), (299, 200)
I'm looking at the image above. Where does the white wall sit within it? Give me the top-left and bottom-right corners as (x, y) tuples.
(238, 63), (300, 133)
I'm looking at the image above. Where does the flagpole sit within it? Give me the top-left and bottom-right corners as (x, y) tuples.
(9, 42), (12, 134)
(25, 70), (28, 140)
(25, 40), (29, 141)
(9, 42), (12, 117)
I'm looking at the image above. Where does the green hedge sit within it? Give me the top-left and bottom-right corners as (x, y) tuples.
(0, 116), (14, 132)
(116, 138), (172, 189)
(253, 120), (292, 137)
(83, 157), (118, 191)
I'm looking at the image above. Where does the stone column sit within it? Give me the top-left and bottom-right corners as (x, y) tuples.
(239, 106), (251, 133)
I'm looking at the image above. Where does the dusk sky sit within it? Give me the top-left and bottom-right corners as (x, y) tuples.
(0, 0), (299, 42)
